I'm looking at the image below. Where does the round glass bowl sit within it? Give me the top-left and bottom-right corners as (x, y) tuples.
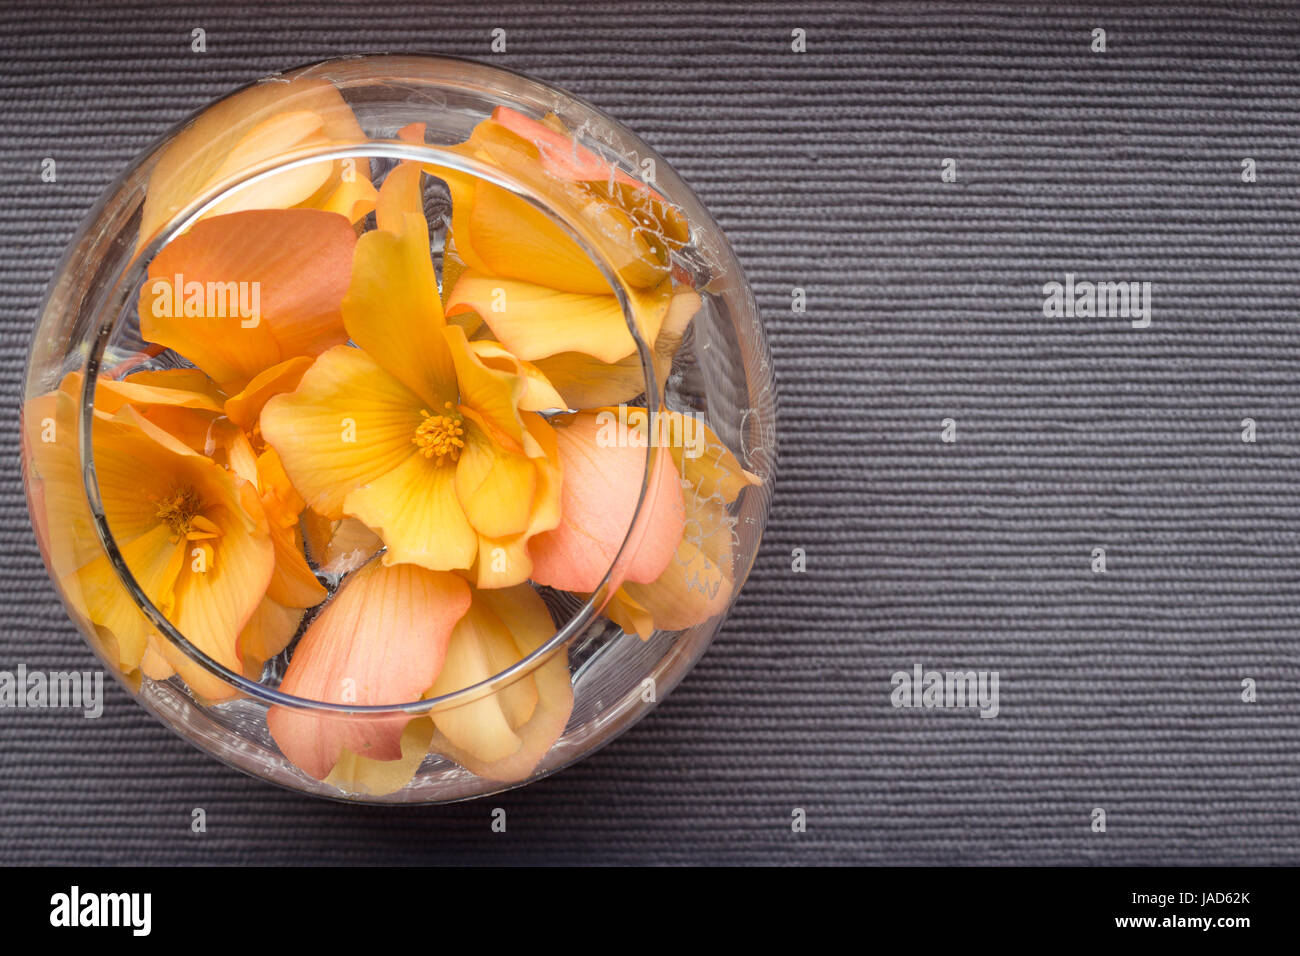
(21, 54), (776, 802)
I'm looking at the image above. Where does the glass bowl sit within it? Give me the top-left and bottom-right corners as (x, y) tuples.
(21, 54), (776, 803)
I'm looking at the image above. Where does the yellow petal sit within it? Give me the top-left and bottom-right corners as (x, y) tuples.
(468, 340), (567, 411)
(431, 584), (573, 782)
(469, 414), (563, 589)
(326, 718), (435, 797)
(140, 76), (368, 248)
(441, 168), (613, 294)
(603, 588), (654, 640)
(429, 599), (530, 763)
(443, 323), (525, 445)
(345, 453), (478, 572)
(260, 345), (427, 519)
(446, 272), (671, 364)
(454, 416), (536, 540)
(618, 535), (733, 634)
(203, 113), (335, 219)
(305, 159), (379, 223)
(446, 116), (670, 290)
(530, 285), (699, 407)
(75, 524), (187, 669)
(342, 181), (457, 409)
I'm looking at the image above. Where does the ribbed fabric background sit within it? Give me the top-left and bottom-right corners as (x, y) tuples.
(4, 0), (1300, 865)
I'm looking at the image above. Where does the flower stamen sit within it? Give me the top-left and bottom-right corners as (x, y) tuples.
(413, 402), (465, 466)
(154, 486), (202, 540)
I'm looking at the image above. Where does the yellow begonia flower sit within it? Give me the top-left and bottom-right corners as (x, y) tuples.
(24, 381), (275, 702)
(405, 109), (695, 396)
(139, 76), (377, 251)
(28, 364), (327, 692)
(260, 161), (562, 588)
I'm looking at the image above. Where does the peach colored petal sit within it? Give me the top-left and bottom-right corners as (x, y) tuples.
(268, 560), (470, 780)
(527, 410), (684, 593)
(139, 208), (355, 390)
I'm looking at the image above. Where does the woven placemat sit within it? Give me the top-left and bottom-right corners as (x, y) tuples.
(2, 0), (1300, 864)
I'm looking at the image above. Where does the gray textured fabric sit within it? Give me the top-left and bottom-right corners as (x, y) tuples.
(3, 0), (1300, 865)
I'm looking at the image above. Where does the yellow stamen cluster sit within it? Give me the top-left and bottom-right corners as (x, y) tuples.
(154, 486), (202, 540)
(413, 402), (465, 466)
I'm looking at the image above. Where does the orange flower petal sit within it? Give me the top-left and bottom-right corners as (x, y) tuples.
(446, 272), (671, 365)
(267, 560), (470, 780)
(90, 407), (275, 699)
(237, 595), (305, 677)
(139, 209), (356, 390)
(528, 410), (684, 593)
(223, 355), (313, 429)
